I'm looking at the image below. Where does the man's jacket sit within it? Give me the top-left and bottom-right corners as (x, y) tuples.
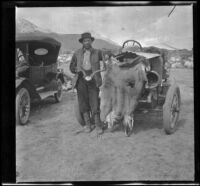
(69, 47), (103, 89)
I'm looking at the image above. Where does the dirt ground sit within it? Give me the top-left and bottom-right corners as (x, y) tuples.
(16, 68), (194, 182)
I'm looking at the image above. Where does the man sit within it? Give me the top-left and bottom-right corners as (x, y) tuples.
(70, 32), (104, 134)
(16, 48), (29, 78)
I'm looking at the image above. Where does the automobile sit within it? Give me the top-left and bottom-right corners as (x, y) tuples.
(16, 35), (65, 125)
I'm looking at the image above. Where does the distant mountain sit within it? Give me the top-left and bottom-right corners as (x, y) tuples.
(16, 18), (120, 52)
(16, 17), (52, 33)
(92, 32), (120, 47)
(16, 17), (192, 60)
(168, 49), (193, 61)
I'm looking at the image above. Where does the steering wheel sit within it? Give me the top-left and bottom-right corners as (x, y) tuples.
(122, 40), (143, 52)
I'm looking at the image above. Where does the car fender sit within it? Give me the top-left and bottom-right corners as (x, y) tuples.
(16, 78), (40, 100)
(16, 77), (27, 88)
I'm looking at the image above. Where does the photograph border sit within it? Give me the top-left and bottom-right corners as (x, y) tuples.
(1, 1), (199, 185)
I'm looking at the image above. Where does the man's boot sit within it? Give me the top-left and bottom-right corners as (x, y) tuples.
(83, 112), (92, 133)
(94, 113), (103, 135)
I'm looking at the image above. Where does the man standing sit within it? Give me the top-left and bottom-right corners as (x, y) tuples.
(16, 48), (29, 78)
(70, 32), (104, 134)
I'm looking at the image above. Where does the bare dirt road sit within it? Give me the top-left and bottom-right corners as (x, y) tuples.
(16, 68), (194, 182)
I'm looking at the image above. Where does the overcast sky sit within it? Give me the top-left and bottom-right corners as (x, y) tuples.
(16, 5), (193, 49)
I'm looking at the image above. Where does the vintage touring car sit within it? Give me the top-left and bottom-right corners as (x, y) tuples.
(16, 35), (65, 125)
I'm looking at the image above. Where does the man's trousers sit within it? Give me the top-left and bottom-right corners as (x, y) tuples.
(76, 76), (100, 115)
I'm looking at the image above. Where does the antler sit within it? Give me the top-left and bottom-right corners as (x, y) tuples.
(79, 65), (106, 81)
(90, 68), (106, 79)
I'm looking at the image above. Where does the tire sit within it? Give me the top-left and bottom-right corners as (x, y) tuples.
(163, 83), (181, 134)
(16, 87), (31, 125)
(54, 79), (63, 102)
(74, 98), (85, 126)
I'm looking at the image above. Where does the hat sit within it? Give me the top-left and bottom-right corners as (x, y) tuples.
(79, 32), (95, 43)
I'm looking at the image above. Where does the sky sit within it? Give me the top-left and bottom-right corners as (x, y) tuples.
(16, 5), (193, 50)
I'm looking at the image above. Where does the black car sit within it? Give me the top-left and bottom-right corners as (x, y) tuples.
(16, 35), (65, 125)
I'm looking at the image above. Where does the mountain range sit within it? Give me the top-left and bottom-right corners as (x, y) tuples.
(16, 18), (120, 53)
(16, 17), (192, 60)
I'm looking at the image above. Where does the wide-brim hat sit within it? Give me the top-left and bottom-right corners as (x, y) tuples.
(79, 32), (95, 43)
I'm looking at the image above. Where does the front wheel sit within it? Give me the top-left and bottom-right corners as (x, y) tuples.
(163, 83), (181, 134)
(16, 87), (31, 125)
(54, 79), (63, 102)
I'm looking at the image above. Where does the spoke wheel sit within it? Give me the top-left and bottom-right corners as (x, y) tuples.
(163, 83), (181, 134)
(16, 88), (30, 125)
(54, 79), (63, 102)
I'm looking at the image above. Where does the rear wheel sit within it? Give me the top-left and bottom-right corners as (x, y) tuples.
(54, 79), (63, 102)
(163, 83), (181, 134)
(16, 87), (30, 125)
